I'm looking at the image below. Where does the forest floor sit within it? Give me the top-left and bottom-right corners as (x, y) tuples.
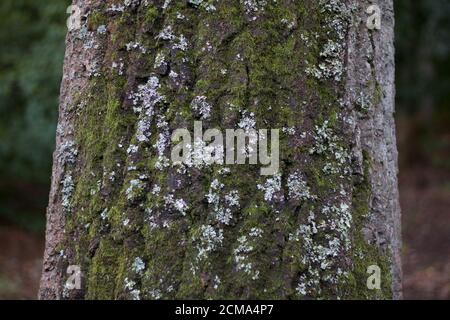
(0, 222), (43, 299)
(400, 167), (450, 299)
(0, 167), (449, 299)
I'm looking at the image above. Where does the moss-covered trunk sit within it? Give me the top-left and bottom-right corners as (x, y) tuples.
(40, 0), (401, 300)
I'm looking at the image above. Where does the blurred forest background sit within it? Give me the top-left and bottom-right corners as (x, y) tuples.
(0, 0), (448, 299)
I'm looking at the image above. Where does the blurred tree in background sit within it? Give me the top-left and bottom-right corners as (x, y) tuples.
(395, 0), (450, 300)
(0, 0), (69, 232)
(0, 0), (69, 182)
(395, 0), (450, 168)
(396, 0), (450, 117)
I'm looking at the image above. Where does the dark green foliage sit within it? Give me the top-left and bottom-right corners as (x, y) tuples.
(0, 0), (69, 183)
(395, 0), (450, 115)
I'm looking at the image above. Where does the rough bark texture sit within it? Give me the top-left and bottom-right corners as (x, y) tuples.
(40, 0), (401, 299)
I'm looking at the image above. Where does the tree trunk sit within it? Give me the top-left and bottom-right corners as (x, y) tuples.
(40, 0), (402, 300)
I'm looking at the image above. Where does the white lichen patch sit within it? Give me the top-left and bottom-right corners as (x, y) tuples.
(169, 70), (179, 80)
(306, 39), (344, 81)
(189, 0), (217, 12)
(126, 41), (147, 54)
(139, 75), (162, 115)
(156, 25), (175, 41)
(154, 115), (171, 170)
(321, 201), (353, 250)
(127, 76), (174, 177)
(132, 257), (146, 274)
(248, 227), (263, 238)
(112, 60), (125, 75)
(224, 190), (240, 208)
(58, 141), (78, 166)
(129, 76), (164, 147)
(148, 288), (162, 300)
(287, 172), (316, 202)
(156, 25), (189, 52)
(154, 52), (166, 69)
(107, 4), (125, 13)
(61, 174), (75, 212)
(292, 198), (353, 297)
(124, 0), (141, 9)
(152, 184), (161, 195)
(238, 111), (256, 132)
(305, 0), (350, 82)
(206, 179), (238, 225)
(309, 120), (351, 175)
(164, 194), (189, 216)
(126, 178), (145, 201)
(127, 144), (139, 155)
(124, 278), (140, 300)
(242, 0), (268, 14)
(96, 25), (107, 35)
(195, 225), (224, 262)
(281, 17), (297, 30)
(282, 127), (296, 136)
(162, 0), (172, 10)
(173, 34), (189, 51)
(213, 275), (221, 290)
(356, 90), (372, 112)
(191, 96), (212, 120)
(233, 229), (263, 281)
(257, 174), (282, 202)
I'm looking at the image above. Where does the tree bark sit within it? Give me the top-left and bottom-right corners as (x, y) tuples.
(40, 0), (402, 299)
